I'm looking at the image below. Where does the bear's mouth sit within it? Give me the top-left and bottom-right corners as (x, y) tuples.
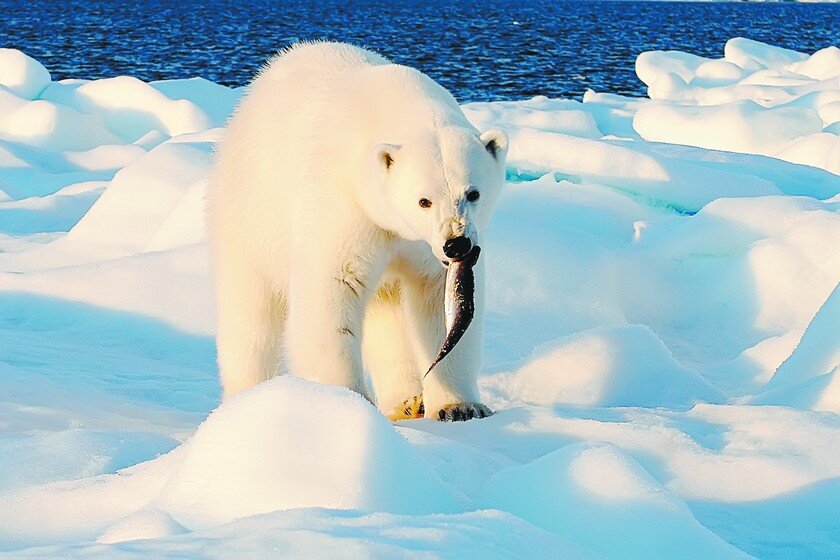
(426, 245), (481, 378)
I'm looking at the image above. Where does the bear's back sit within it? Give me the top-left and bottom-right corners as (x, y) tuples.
(258, 42), (389, 86)
(240, 42), (467, 144)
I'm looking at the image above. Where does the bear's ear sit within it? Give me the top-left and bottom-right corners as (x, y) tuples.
(375, 143), (401, 172)
(480, 129), (509, 161)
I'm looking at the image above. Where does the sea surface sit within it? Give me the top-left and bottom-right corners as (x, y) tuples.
(2, 0), (838, 101)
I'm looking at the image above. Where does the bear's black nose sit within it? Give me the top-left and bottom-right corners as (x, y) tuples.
(443, 236), (472, 260)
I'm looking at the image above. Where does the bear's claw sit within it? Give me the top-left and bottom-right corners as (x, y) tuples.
(436, 402), (493, 422)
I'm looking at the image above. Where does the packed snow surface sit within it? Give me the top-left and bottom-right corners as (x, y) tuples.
(1, 38), (839, 559)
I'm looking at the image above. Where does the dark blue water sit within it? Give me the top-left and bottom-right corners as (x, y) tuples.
(2, 0), (838, 102)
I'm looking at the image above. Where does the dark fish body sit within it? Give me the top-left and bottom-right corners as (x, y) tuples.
(425, 246), (481, 377)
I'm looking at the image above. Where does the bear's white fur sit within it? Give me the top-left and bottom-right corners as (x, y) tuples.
(208, 42), (507, 419)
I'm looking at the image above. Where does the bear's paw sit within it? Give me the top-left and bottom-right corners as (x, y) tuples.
(435, 402), (493, 422)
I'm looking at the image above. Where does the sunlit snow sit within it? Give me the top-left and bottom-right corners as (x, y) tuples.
(0, 38), (838, 559)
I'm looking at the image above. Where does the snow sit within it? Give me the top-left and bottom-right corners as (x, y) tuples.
(0, 377), (459, 549)
(14, 510), (600, 560)
(0, 37), (838, 559)
(634, 100), (824, 155)
(753, 284), (840, 411)
(95, 510), (188, 545)
(482, 442), (753, 560)
(483, 325), (722, 408)
(157, 377), (460, 528)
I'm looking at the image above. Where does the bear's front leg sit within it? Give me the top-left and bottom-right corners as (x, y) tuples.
(285, 225), (389, 400)
(403, 261), (492, 421)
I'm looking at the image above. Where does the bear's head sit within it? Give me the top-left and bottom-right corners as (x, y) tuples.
(365, 126), (508, 264)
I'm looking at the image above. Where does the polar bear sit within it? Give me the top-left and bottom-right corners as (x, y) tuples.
(208, 42), (508, 421)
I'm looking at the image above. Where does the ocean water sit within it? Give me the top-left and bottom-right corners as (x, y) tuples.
(2, 0), (838, 102)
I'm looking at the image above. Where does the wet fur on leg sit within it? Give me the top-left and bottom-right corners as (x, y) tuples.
(385, 394), (425, 421)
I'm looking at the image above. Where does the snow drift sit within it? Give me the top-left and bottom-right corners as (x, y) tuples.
(0, 377), (459, 547)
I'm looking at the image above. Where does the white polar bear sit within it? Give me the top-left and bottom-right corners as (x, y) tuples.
(208, 42), (508, 421)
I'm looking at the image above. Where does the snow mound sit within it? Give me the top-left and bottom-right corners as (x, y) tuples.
(766, 283), (840, 388)
(0, 180), (106, 235)
(487, 325), (720, 408)
(464, 96), (603, 139)
(0, 49), (50, 99)
(634, 100), (823, 155)
(777, 132), (840, 174)
(629, 38), (840, 172)
(65, 144), (146, 171)
(151, 78), (241, 128)
(35, 76), (240, 146)
(0, 96), (122, 152)
(753, 366), (840, 414)
(158, 376), (459, 528)
(61, 140), (212, 258)
(788, 45), (840, 81)
(466, 104), (837, 218)
(0, 377), (459, 545)
(497, 126), (783, 212)
(1, 137), (215, 270)
(71, 77), (213, 142)
(96, 509), (187, 544)
(753, 284), (840, 412)
(724, 38), (808, 72)
(482, 442), (751, 560)
(636, 49), (709, 90)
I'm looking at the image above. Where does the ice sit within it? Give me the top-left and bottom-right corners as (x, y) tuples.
(0, 38), (838, 558)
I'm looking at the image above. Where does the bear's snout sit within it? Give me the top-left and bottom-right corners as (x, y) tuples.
(443, 236), (472, 261)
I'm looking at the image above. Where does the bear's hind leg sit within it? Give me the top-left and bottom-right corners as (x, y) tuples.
(216, 266), (286, 399)
(363, 282), (423, 417)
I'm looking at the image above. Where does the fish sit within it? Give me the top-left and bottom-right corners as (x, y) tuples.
(425, 245), (481, 378)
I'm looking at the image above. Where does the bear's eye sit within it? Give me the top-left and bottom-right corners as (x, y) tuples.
(466, 190), (480, 202)
(419, 198), (432, 209)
